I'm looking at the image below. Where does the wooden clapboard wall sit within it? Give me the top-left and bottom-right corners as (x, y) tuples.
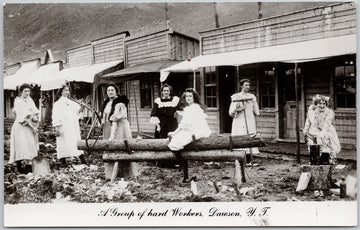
(125, 29), (169, 67)
(124, 28), (199, 67)
(66, 44), (93, 68)
(200, 2), (356, 55)
(92, 33), (126, 64)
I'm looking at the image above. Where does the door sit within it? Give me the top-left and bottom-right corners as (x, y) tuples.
(279, 65), (304, 139)
(218, 66), (236, 133)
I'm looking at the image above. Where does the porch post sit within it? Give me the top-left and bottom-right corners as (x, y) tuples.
(193, 70), (196, 91)
(294, 62), (301, 164)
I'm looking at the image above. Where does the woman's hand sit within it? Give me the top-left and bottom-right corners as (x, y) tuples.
(156, 124), (161, 132)
(235, 102), (245, 112)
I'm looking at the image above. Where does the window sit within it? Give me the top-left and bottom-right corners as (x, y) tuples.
(259, 69), (275, 108)
(205, 66), (217, 108)
(334, 59), (356, 108)
(140, 79), (153, 108)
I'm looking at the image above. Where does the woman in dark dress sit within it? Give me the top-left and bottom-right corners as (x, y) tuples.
(150, 84), (180, 168)
(150, 84), (179, 138)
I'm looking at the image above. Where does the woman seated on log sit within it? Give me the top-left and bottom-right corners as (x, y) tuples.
(9, 83), (40, 174)
(101, 83), (138, 179)
(303, 94), (340, 165)
(52, 85), (87, 166)
(168, 88), (211, 182)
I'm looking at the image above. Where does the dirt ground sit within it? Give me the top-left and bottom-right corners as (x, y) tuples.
(4, 135), (355, 204)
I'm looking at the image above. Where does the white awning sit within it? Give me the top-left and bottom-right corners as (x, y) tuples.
(160, 34), (357, 82)
(3, 60), (40, 90)
(23, 63), (61, 86)
(40, 60), (122, 91)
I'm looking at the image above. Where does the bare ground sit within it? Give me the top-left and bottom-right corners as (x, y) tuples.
(4, 137), (355, 203)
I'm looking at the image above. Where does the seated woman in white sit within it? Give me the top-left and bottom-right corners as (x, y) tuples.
(168, 88), (211, 183)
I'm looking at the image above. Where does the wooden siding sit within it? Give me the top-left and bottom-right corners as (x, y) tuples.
(67, 44), (92, 68)
(125, 31), (169, 67)
(257, 110), (277, 139)
(168, 33), (199, 60)
(334, 110), (356, 149)
(92, 34), (126, 64)
(127, 78), (160, 134)
(205, 110), (220, 134)
(200, 2), (356, 55)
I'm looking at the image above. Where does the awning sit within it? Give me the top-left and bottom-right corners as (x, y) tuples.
(101, 60), (182, 81)
(23, 63), (61, 87)
(3, 60), (40, 90)
(41, 60), (122, 91)
(160, 34), (357, 82)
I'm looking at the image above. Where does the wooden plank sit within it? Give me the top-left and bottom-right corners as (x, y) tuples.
(103, 149), (246, 162)
(126, 34), (168, 49)
(125, 31), (169, 45)
(127, 44), (168, 59)
(126, 37), (168, 53)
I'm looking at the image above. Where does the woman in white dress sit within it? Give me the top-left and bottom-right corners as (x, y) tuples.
(9, 84), (39, 174)
(229, 79), (260, 165)
(168, 88), (211, 182)
(303, 94), (340, 164)
(52, 85), (86, 166)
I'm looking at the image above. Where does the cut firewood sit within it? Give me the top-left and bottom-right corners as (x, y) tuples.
(296, 172), (311, 193)
(102, 150), (245, 162)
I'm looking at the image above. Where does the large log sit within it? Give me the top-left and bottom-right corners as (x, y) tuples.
(78, 134), (265, 151)
(102, 149), (246, 162)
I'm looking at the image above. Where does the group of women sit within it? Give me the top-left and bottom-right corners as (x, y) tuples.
(9, 83), (211, 181)
(9, 79), (341, 178)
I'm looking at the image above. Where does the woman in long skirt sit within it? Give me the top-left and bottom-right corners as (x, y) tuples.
(303, 94), (340, 164)
(229, 79), (260, 165)
(52, 85), (86, 166)
(101, 83), (138, 179)
(9, 84), (39, 173)
(150, 84), (179, 167)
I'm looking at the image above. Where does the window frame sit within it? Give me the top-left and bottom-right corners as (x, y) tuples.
(259, 68), (276, 109)
(204, 66), (218, 108)
(334, 58), (356, 109)
(139, 77), (153, 109)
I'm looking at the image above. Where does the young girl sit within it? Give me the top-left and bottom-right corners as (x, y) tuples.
(168, 88), (211, 183)
(168, 88), (211, 151)
(303, 94), (340, 164)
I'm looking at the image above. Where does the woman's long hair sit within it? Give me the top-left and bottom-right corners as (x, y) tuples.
(179, 88), (206, 111)
(55, 85), (71, 102)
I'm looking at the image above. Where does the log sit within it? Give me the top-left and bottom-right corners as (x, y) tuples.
(234, 160), (242, 186)
(78, 134), (265, 151)
(300, 165), (332, 190)
(110, 161), (119, 183)
(102, 149), (246, 162)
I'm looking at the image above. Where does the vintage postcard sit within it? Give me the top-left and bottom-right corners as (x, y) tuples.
(2, 1), (357, 227)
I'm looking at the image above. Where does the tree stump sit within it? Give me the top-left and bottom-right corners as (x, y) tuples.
(300, 165), (332, 190)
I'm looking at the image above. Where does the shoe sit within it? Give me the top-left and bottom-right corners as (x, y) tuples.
(182, 178), (190, 183)
(246, 162), (253, 167)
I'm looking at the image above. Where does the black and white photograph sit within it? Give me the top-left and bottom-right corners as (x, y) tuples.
(2, 1), (358, 227)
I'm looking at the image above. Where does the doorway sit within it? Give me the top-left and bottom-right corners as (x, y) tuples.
(278, 64), (304, 139)
(218, 66), (236, 133)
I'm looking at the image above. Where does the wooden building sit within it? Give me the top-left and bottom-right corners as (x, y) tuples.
(99, 26), (199, 135)
(162, 2), (356, 149)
